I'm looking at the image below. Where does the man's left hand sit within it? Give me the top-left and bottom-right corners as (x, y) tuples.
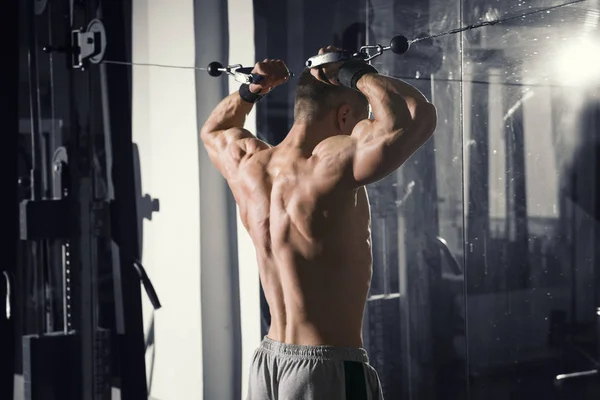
(249, 59), (291, 95)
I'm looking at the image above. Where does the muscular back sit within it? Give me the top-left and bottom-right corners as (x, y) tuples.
(200, 61), (436, 346)
(229, 145), (373, 347)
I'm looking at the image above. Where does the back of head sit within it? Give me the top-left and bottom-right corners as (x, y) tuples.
(294, 69), (369, 123)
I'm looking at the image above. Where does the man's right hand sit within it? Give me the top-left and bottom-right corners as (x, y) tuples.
(309, 46), (349, 86)
(310, 45), (437, 189)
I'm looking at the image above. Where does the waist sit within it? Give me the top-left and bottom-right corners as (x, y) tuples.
(258, 336), (369, 363)
(267, 312), (365, 348)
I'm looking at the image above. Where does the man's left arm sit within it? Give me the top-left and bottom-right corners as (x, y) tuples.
(200, 91), (258, 180)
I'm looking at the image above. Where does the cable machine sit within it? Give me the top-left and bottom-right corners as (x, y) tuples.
(3, 1), (158, 399)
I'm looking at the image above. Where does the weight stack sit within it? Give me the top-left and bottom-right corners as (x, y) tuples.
(23, 333), (79, 400)
(22, 329), (112, 399)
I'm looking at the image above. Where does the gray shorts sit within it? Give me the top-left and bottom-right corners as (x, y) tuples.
(246, 336), (384, 400)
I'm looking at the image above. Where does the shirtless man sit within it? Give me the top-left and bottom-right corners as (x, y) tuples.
(200, 46), (437, 400)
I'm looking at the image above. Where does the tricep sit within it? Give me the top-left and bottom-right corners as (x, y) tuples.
(200, 127), (268, 180)
(351, 102), (437, 186)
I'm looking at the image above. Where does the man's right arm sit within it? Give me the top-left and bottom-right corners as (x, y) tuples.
(348, 72), (437, 186)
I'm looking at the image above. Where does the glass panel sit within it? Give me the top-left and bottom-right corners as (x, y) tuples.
(462, 0), (600, 397)
(255, 0), (599, 398)
(365, 0), (467, 398)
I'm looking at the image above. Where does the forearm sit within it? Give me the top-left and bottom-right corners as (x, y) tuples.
(200, 91), (254, 136)
(356, 73), (433, 132)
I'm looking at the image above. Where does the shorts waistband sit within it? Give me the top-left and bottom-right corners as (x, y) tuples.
(258, 336), (369, 363)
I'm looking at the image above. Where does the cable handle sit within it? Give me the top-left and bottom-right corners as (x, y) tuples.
(235, 67), (264, 84)
(304, 36), (411, 69)
(205, 61), (264, 84)
(305, 51), (360, 68)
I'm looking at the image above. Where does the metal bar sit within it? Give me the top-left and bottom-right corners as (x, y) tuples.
(503, 81), (530, 289)
(26, 0), (49, 337)
(61, 244), (68, 333)
(26, 0), (44, 202)
(466, 69), (490, 292)
(594, 118), (600, 360)
(100, 1), (148, 397)
(68, 0), (96, 396)
(78, 177), (96, 400)
(555, 370), (598, 381)
(368, 293), (401, 301)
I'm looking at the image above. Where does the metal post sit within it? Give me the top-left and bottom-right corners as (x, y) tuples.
(100, 1), (148, 398)
(26, 0), (49, 336)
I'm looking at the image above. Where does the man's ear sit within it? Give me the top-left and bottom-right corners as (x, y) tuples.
(336, 104), (353, 133)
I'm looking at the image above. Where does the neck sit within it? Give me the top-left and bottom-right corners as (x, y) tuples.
(283, 119), (337, 155)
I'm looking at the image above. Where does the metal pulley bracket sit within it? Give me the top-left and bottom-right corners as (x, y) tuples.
(71, 19), (107, 69)
(45, 19), (107, 69)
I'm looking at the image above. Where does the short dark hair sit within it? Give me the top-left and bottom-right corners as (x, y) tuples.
(294, 69), (369, 122)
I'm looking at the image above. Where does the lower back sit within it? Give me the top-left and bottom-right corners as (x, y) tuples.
(261, 247), (372, 348)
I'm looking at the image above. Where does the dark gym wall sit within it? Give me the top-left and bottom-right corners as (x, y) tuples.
(0, 0), (19, 397)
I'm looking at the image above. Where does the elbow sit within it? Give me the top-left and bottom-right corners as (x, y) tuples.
(200, 124), (214, 142)
(199, 123), (210, 138)
(388, 99), (437, 137)
(416, 101), (437, 138)
(199, 126), (218, 152)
